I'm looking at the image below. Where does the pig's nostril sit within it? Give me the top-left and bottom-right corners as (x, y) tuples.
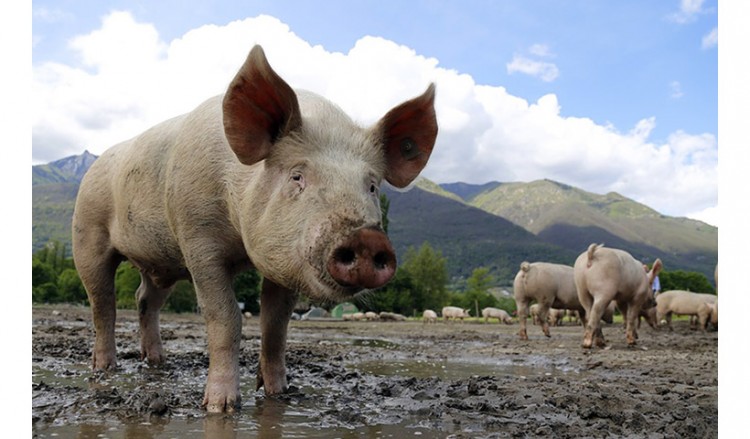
(373, 252), (390, 270)
(333, 248), (356, 266)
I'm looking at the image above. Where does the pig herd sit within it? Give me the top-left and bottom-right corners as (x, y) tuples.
(71, 44), (717, 413)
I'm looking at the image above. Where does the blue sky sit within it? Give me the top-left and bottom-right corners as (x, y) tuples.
(30, 0), (719, 224)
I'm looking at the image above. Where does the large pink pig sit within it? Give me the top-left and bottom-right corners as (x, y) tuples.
(72, 45), (438, 412)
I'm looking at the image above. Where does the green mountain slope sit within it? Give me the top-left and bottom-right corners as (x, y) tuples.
(452, 179), (717, 279)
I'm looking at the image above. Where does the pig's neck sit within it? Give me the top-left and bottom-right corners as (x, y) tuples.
(224, 160), (268, 239)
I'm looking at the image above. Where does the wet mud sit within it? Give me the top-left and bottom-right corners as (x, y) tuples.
(32, 305), (717, 438)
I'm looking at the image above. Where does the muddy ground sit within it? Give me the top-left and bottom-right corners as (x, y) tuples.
(32, 304), (717, 438)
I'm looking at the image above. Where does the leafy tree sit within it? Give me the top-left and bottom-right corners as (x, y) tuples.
(57, 268), (87, 304)
(115, 262), (140, 309)
(33, 282), (60, 303)
(359, 267), (415, 315)
(32, 258), (57, 288)
(458, 267), (498, 315)
(165, 280), (197, 313)
(233, 269), (262, 314)
(660, 270), (716, 295)
(399, 242), (449, 313)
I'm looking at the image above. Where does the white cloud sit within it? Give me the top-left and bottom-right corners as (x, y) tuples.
(32, 11), (717, 221)
(506, 55), (559, 82)
(669, 0), (706, 24)
(702, 27), (718, 49)
(528, 44), (554, 58)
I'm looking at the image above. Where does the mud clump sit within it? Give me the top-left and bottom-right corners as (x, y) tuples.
(32, 305), (717, 438)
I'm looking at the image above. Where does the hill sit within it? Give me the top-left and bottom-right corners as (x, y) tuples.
(32, 151), (99, 254)
(443, 179), (717, 280)
(384, 181), (577, 286)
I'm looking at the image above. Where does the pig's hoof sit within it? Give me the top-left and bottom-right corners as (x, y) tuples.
(203, 394), (241, 413)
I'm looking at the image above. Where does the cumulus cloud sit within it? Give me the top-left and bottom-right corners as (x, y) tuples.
(702, 27), (718, 49)
(32, 11), (717, 223)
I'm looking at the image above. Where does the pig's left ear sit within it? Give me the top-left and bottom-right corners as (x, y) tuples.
(223, 45), (302, 166)
(376, 84), (438, 188)
(651, 259), (663, 277)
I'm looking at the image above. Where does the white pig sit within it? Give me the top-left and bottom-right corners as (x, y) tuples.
(481, 307), (513, 324)
(72, 45), (438, 413)
(442, 306), (470, 322)
(574, 244), (661, 348)
(422, 309), (438, 324)
(655, 290), (717, 332)
(513, 261), (585, 340)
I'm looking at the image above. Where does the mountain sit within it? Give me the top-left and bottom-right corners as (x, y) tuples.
(33, 150), (97, 185)
(32, 151), (99, 254)
(384, 181), (577, 286)
(441, 179), (717, 280)
(439, 181), (501, 202)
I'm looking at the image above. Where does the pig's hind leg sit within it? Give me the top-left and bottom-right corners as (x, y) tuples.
(135, 272), (173, 365)
(73, 230), (122, 371)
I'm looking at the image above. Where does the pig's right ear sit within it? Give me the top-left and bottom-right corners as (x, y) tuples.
(377, 84), (438, 188)
(223, 45), (302, 166)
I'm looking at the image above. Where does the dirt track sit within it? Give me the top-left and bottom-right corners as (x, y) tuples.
(32, 305), (717, 438)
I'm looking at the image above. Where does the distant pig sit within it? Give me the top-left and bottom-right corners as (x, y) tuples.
(442, 306), (470, 322)
(422, 309), (438, 324)
(574, 244), (661, 348)
(482, 307), (513, 324)
(379, 311), (407, 321)
(513, 261), (586, 340)
(72, 45), (438, 413)
(365, 311), (380, 321)
(655, 290), (717, 332)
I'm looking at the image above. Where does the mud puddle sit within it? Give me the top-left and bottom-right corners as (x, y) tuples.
(32, 305), (718, 438)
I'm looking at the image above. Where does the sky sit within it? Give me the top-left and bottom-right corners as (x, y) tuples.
(30, 1), (719, 226)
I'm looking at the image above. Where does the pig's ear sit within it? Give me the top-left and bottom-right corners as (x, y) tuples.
(223, 45), (302, 165)
(377, 84), (438, 188)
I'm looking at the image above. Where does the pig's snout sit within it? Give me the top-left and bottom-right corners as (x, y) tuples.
(327, 227), (397, 290)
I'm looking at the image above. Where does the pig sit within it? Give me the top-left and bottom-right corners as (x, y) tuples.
(513, 261), (587, 340)
(379, 311), (407, 321)
(548, 308), (566, 327)
(72, 45), (438, 413)
(422, 309), (438, 324)
(655, 290), (717, 332)
(481, 307), (513, 324)
(574, 244), (661, 348)
(364, 311), (380, 321)
(442, 306), (470, 322)
(344, 312), (365, 321)
(529, 303), (542, 325)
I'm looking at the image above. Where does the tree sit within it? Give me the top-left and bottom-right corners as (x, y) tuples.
(400, 242), (449, 313)
(233, 269), (262, 314)
(360, 267), (415, 314)
(115, 262), (140, 309)
(57, 268), (87, 304)
(165, 280), (197, 313)
(660, 270), (716, 295)
(459, 267), (498, 315)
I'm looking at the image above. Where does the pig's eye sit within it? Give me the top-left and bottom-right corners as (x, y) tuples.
(290, 172), (306, 192)
(369, 182), (379, 196)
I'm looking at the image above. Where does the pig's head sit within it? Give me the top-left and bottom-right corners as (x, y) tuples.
(641, 259), (663, 308)
(223, 45), (438, 302)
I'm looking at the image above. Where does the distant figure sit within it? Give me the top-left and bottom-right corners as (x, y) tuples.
(652, 274), (661, 296)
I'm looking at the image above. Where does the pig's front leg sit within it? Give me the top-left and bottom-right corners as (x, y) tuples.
(257, 278), (298, 395)
(194, 269), (243, 413)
